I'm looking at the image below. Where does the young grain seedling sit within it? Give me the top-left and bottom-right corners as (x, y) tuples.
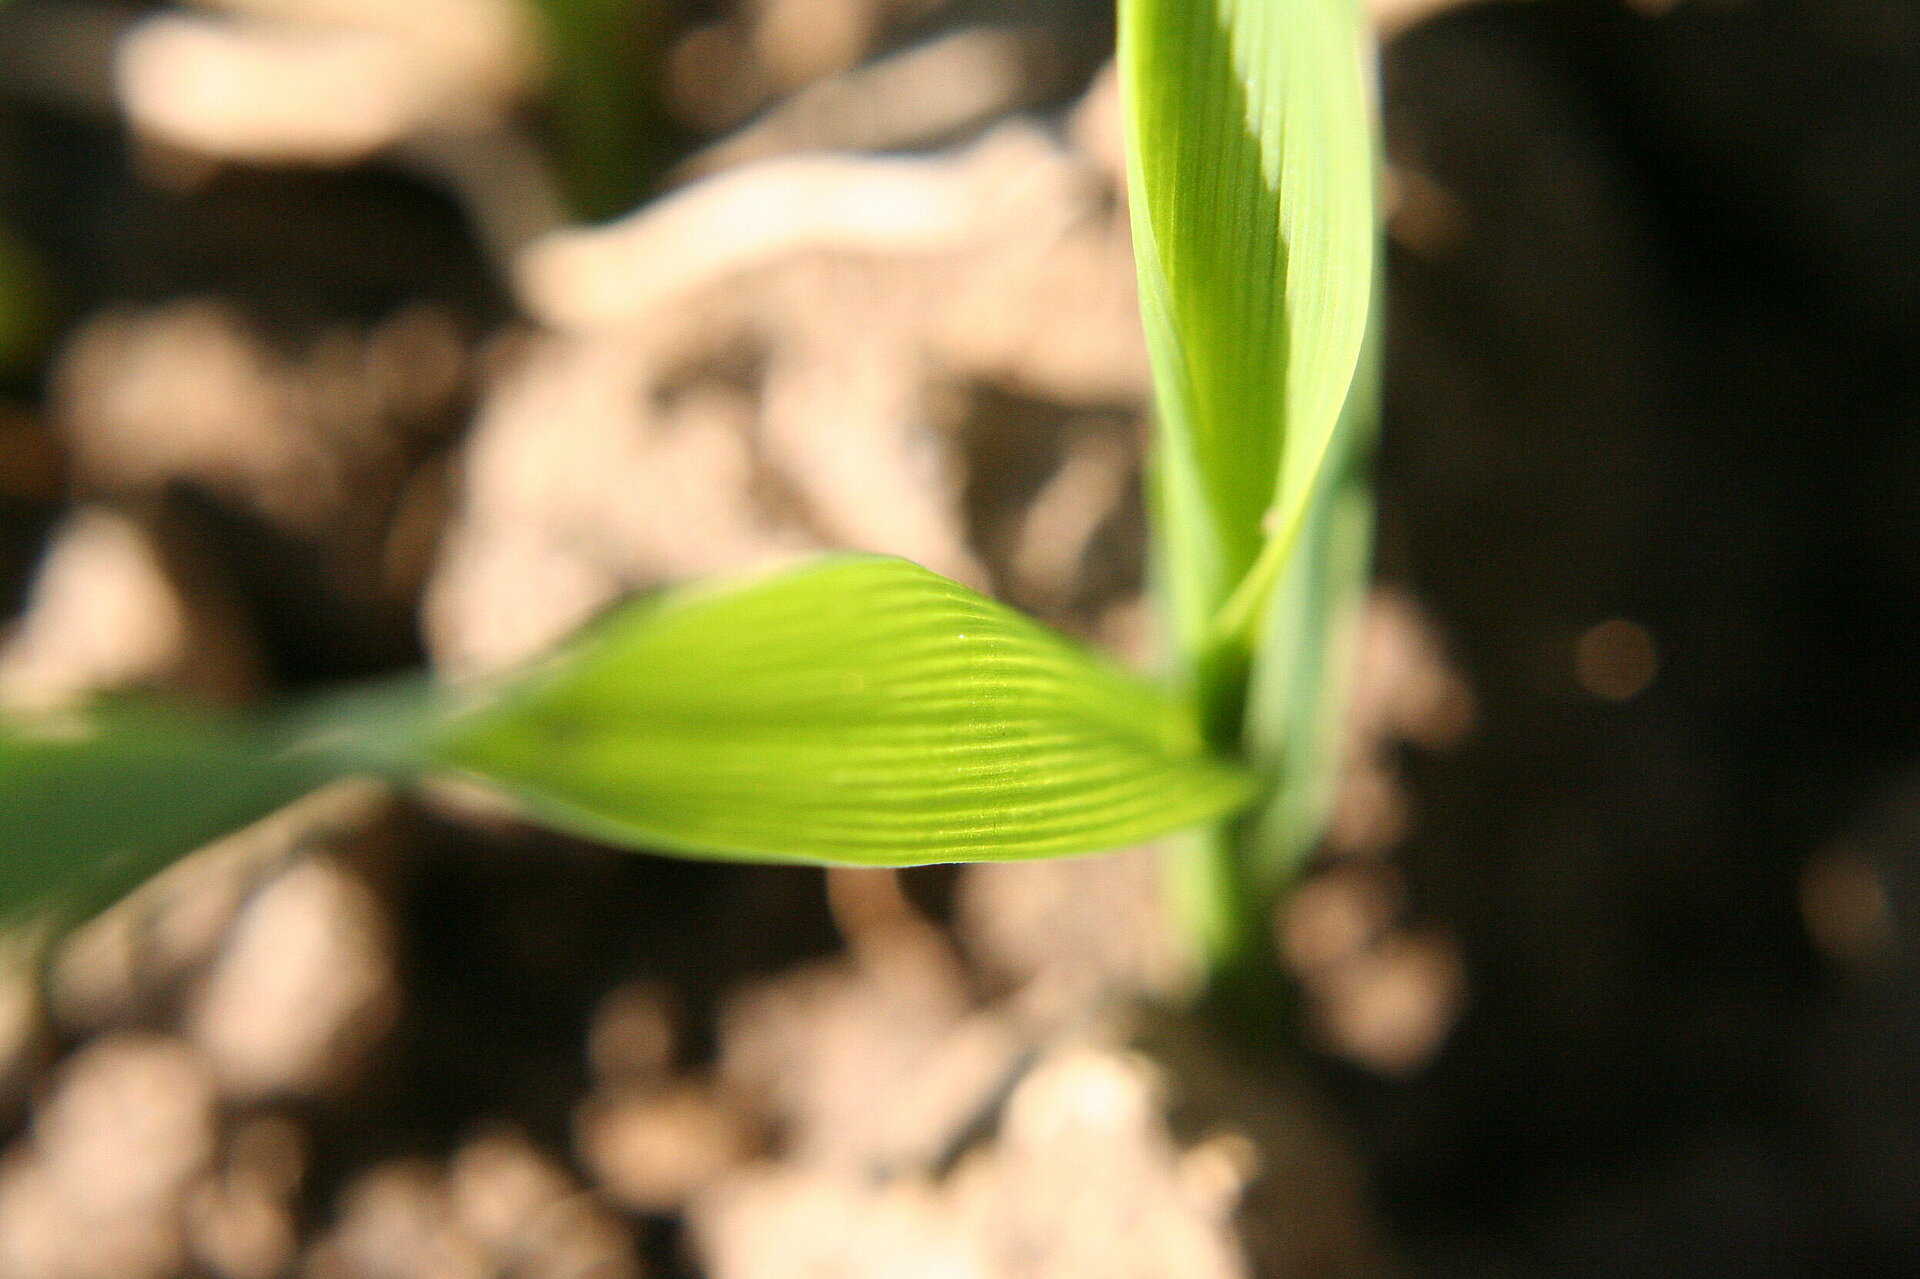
(0, 0), (1378, 1005)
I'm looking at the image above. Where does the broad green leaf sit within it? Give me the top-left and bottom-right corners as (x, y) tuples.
(427, 555), (1255, 864)
(1121, 0), (1375, 664)
(0, 707), (324, 930)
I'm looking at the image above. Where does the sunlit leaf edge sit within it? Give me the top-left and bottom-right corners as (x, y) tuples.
(425, 555), (1257, 866)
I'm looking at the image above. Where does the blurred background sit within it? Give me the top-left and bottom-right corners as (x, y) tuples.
(0, 0), (1918, 1274)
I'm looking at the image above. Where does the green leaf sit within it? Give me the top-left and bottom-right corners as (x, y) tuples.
(1121, 0), (1375, 667)
(1164, 336), (1377, 962)
(0, 706), (325, 931)
(427, 555), (1255, 865)
(1241, 315), (1377, 892)
(1122, 0), (1379, 976)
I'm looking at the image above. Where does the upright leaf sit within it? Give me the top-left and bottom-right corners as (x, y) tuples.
(1121, 0), (1375, 667)
(1241, 315), (1377, 892)
(428, 556), (1254, 864)
(1122, 0), (1379, 969)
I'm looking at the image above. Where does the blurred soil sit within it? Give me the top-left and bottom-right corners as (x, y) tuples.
(0, 0), (1917, 1276)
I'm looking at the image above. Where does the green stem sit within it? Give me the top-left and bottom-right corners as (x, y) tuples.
(1168, 817), (1292, 1046)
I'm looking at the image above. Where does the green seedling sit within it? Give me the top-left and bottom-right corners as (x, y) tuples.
(0, 0), (1378, 997)
(1123, 0), (1378, 984)
(0, 557), (1253, 930)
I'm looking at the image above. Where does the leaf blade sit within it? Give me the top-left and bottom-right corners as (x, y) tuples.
(1121, 0), (1375, 659)
(428, 556), (1255, 865)
(0, 707), (324, 930)
(1123, 0), (1379, 974)
(1242, 323), (1378, 891)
